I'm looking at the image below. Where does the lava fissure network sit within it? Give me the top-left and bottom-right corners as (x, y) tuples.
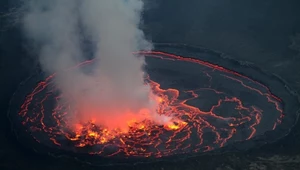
(8, 44), (300, 164)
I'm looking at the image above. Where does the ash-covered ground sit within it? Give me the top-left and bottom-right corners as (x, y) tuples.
(1, 0), (300, 170)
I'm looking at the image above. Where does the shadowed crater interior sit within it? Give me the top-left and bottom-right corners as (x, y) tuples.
(7, 44), (300, 166)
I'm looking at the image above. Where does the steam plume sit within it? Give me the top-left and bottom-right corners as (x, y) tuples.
(21, 0), (169, 131)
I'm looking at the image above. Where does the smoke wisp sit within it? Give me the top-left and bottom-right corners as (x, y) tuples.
(22, 0), (170, 131)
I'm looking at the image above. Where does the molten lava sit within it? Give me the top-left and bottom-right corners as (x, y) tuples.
(17, 51), (284, 158)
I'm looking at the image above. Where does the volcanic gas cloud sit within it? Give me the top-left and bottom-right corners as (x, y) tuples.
(22, 0), (168, 131)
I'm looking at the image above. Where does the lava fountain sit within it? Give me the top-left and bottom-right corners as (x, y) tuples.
(8, 44), (300, 165)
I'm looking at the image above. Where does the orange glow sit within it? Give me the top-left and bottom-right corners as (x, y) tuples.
(17, 50), (284, 158)
(157, 97), (163, 103)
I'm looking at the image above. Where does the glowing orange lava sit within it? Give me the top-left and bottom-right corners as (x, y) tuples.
(17, 50), (284, 158)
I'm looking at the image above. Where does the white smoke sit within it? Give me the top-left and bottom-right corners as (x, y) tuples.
(21, 0), (170, 131)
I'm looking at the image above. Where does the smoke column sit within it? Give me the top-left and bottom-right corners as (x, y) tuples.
(21, 0), (170, 131)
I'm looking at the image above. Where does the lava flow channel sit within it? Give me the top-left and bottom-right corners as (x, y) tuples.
(17, 51), (284, 158)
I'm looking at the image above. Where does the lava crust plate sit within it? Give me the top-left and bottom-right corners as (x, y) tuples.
(8, 44), (300, 166)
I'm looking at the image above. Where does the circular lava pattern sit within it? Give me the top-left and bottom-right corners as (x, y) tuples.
(10, 44), (299, 160)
